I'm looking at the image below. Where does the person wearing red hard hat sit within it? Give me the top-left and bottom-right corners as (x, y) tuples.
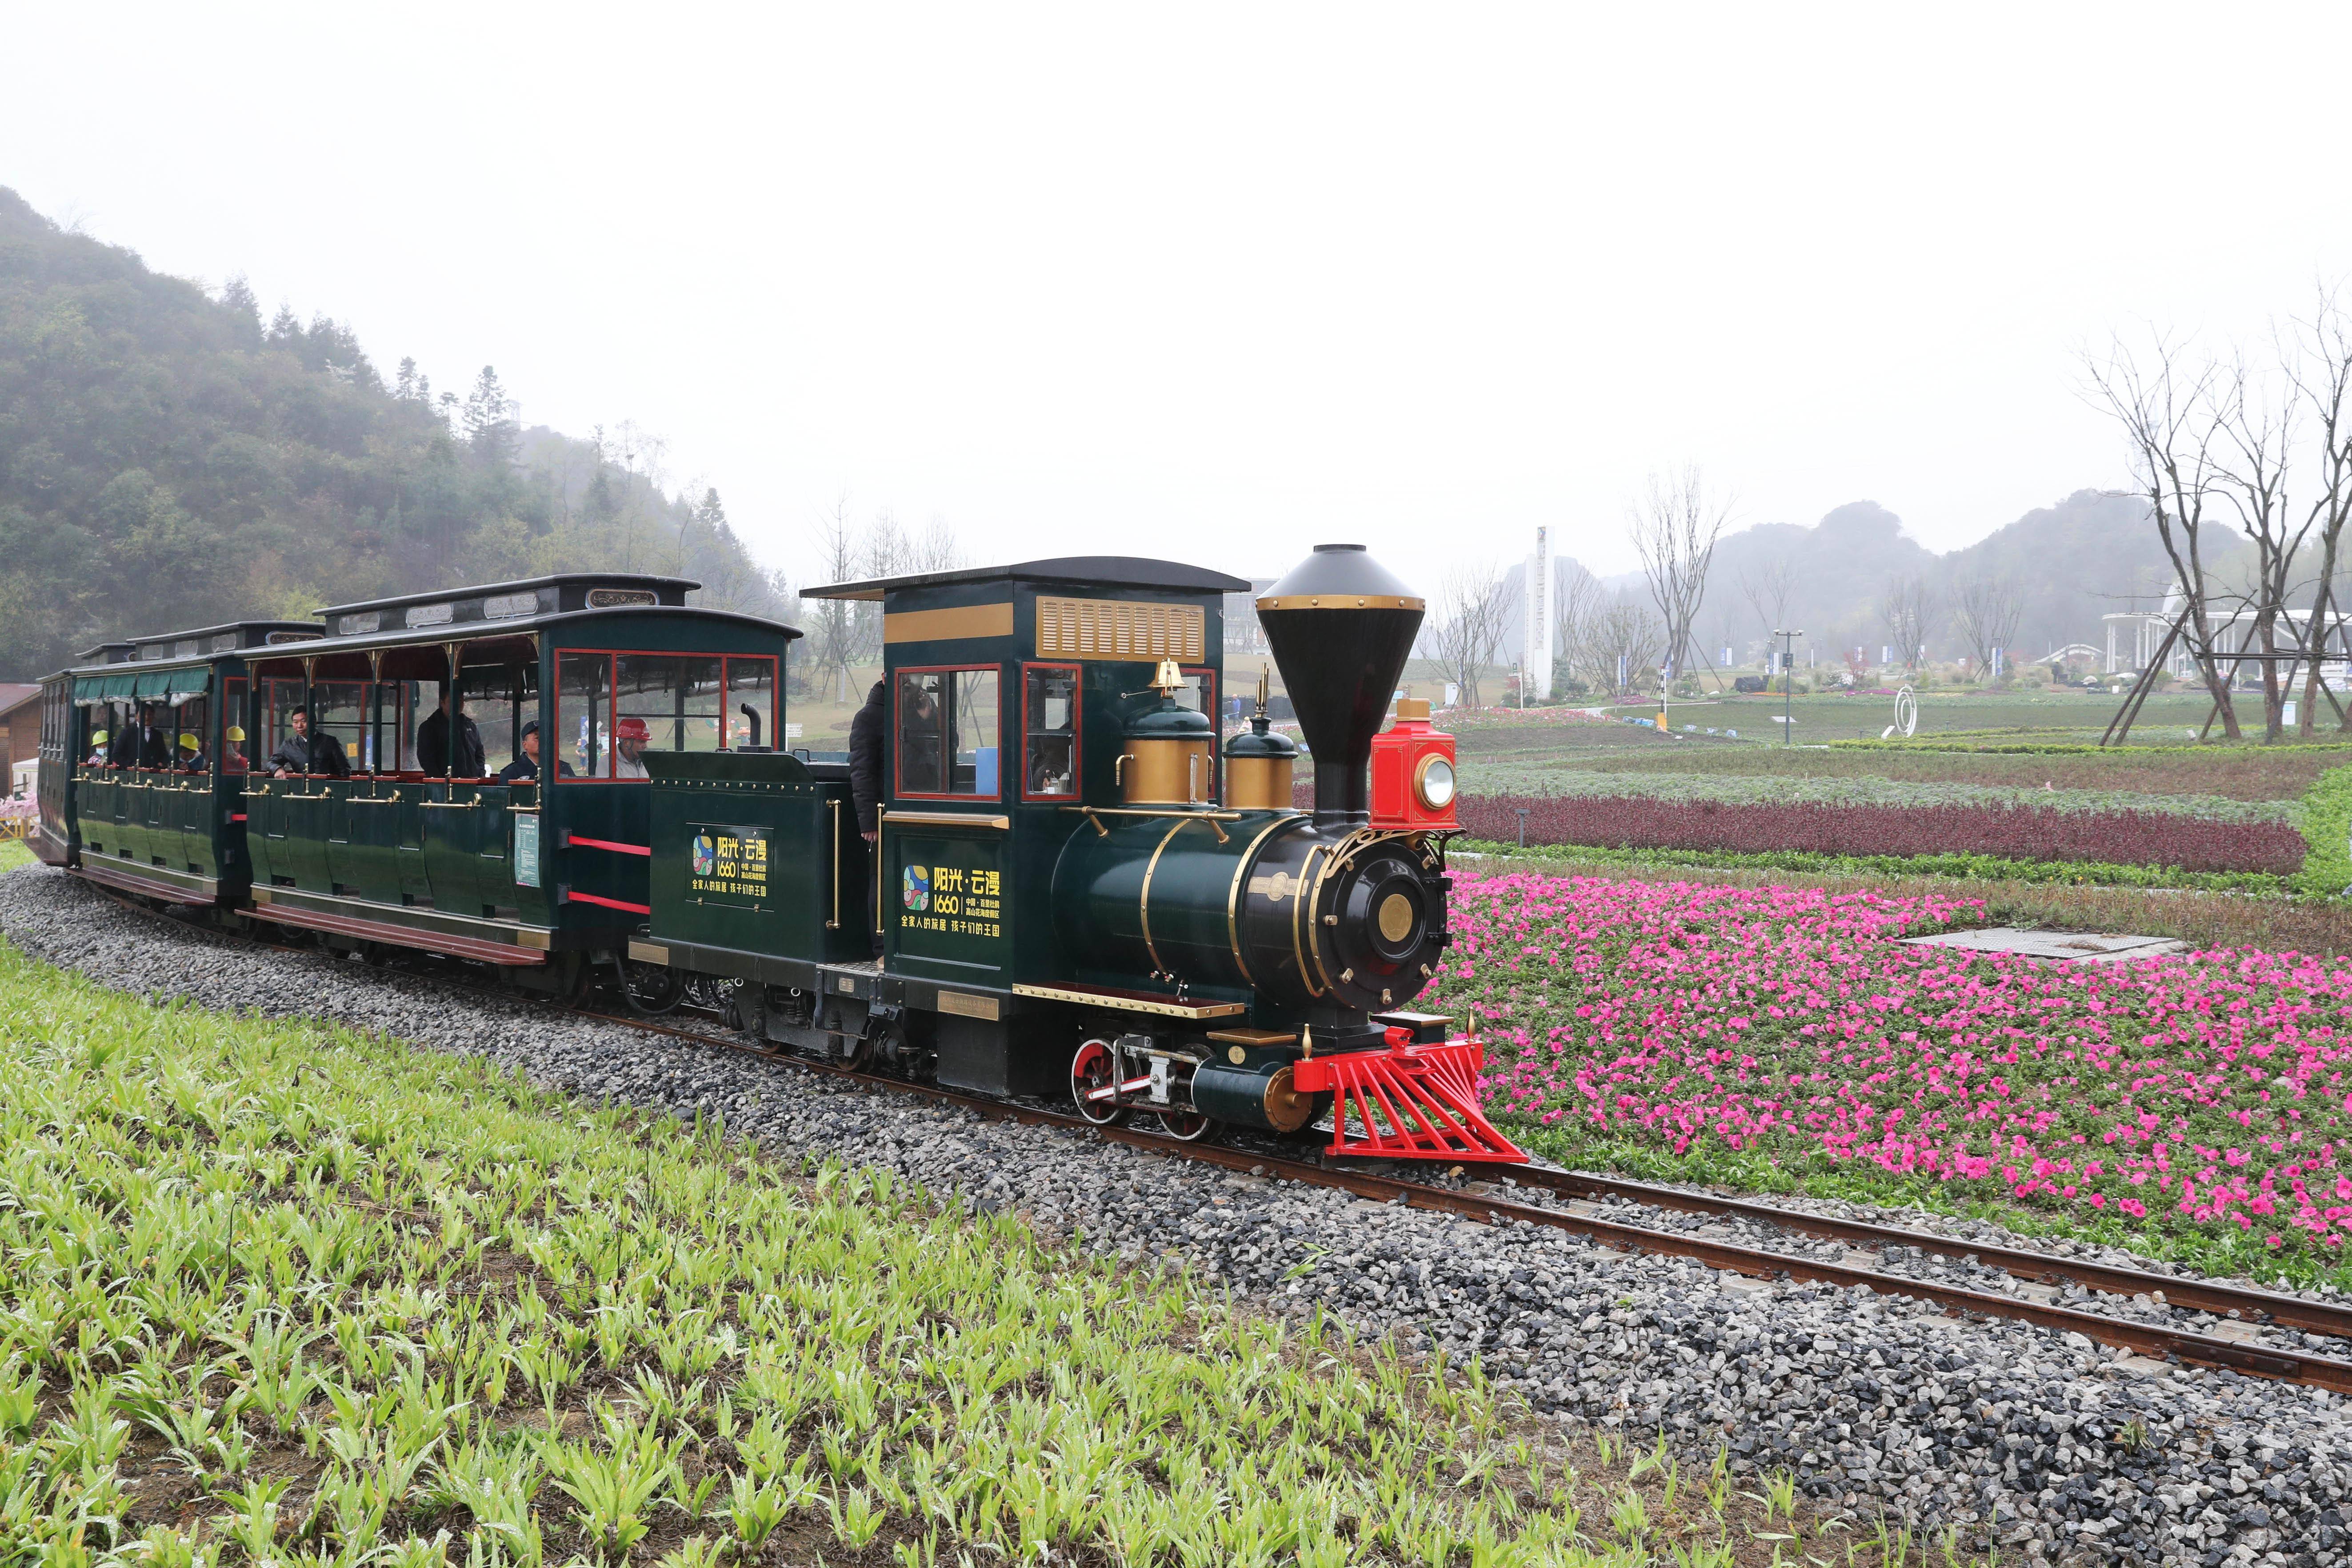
(612, 716), (652, 779)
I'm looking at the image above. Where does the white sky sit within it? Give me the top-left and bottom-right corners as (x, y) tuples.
(9, 4), (2352, 593)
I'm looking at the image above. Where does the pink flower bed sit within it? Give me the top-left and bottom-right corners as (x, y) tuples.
(1454, 793), (2306, 875)
(1433, 871), (2352, 1253)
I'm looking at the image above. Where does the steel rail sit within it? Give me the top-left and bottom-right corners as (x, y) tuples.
(63, 870), (2352, 1393)
(1486, 1165), (2352, 1340)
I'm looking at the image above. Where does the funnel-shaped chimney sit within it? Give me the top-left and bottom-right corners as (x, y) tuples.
(1256, 544), (1425, 828)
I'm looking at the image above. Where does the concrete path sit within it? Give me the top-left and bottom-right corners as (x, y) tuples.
(1900, 926), (2189, 963)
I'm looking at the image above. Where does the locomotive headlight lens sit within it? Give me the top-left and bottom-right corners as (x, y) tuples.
(1414, 755), (1456, 810)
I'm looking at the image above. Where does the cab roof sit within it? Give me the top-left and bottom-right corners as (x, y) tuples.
(802, 556), (1249, 603)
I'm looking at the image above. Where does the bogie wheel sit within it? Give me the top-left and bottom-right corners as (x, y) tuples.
(1070, 1038), (1128, 1126)
(1151, 1109), (1223, 1144)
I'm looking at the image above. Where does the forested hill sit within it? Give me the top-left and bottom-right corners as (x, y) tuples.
(0, 187), (792, 677)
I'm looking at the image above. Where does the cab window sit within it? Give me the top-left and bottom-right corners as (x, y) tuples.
(1022, 665), (1078, 798)
(897, 668), (1000, 797)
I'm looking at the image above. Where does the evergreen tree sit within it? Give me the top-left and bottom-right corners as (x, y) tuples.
(463, 365), (520, 470)
(0, 185), (792, 675)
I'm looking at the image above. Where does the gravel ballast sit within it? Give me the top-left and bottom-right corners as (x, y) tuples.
(7, 864), (2351, 1566)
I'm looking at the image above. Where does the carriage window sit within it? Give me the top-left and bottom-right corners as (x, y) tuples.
(897, 667), (1000, 797)
(1023, 665), (1078, 798)
(557, 652), (611, 779)
(724, 656), (776, 750)
(456, 664), (533, 776)
(171, 696), (209, 769)
(312, 682), (366, 772)
(613, 654), (724, 776)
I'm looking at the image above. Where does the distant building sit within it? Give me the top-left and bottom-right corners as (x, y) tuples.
(0, 684), (40, 793)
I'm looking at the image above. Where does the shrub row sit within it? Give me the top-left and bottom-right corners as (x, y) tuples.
(1454, 792), (2308, 875)
(1454, 838), (2290, 894)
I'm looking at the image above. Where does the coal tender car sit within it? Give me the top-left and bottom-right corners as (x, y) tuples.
(633, 545), (1522, 1162)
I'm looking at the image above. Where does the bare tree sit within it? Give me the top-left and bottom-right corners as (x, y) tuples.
(1581, 594), (1664, 697)
(2082, 332), (2243, 738)
(1630, 465), (1732, 681)
(1950, 574), (2024, 680)
(1735, 554), (1797, 652)
(1550, 561), (1608, 694)
(2205, 352), (2320, 742)
(912, 514), (964, 573)
(2284, 290), (2352, 734)
(1429, 563), (1510, 708)
(1877, 573), (1937, 675)
(806, 495), (865, 705)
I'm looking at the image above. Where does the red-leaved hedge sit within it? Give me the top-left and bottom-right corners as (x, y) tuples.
(1451, 793), (2304, 875)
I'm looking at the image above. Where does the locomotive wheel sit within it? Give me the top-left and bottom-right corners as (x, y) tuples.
(614, 954), (687, 1016)
(1150, 1109), (1222, 1143)
(1069, 1039), (1128, 1126)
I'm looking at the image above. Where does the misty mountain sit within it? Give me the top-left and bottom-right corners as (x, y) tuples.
(0, 187), (791, 678)
(1492, 490), (2237, 674)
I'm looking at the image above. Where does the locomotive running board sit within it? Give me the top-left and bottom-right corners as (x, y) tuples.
(245, 900), (546, 966)
(1292, 1038), (1526, 1163)
(1011, 981), (1247, 1020)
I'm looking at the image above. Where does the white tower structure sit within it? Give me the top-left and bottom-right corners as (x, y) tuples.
(1524, 527), (1552, 704)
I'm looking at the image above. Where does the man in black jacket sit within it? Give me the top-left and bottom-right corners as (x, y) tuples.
(136, 705), (173, 768)
(848, 679), (888, 955)
(268, 709), (349, 777)
(416, 694), (485, 778)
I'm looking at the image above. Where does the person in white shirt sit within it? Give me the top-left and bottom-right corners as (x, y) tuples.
(612, 716), (651, 779)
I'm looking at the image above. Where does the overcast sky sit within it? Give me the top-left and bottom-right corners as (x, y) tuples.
(10, 4), (2352, 593)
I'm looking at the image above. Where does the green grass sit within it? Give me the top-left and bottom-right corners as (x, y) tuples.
(0, 937), (1972, 1567)
(0, 840), (31, 875)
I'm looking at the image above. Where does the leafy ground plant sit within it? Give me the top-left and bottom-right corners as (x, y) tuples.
(0, 936), (1961, 1566)
(1434, 870), (2352, 1287)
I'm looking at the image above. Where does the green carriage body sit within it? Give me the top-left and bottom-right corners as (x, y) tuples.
(42, 620), (325, 902)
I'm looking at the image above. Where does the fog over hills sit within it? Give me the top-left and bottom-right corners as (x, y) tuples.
(1500, 490), (2236, 673)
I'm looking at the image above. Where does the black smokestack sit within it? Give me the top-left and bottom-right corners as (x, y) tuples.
(1254, 544), (1425, 828)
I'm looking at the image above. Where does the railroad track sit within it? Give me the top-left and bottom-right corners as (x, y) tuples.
(69, 871), (2352, 1396)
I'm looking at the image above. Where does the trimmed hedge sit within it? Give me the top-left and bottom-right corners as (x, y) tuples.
(1454, 792), (2304, 875)
(1830, 737), (2352, 757)
(1454, 838), (2290, 893)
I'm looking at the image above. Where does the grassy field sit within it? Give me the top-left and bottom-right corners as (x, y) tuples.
(0, 840), (29, 875)
(0, 934), (1948, 1568)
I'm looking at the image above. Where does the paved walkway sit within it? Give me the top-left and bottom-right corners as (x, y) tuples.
(1900, 926), (2189, 963)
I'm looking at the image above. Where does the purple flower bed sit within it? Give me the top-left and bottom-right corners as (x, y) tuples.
(1453, 793), (2306, 875)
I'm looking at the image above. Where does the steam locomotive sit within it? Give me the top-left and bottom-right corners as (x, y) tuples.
(28, 544), (1520, 1163)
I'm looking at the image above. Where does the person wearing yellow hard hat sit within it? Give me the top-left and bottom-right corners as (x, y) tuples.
(179, 732), (208, 772)
(224, 725), (249, 775)
(85, 728), (109, 765)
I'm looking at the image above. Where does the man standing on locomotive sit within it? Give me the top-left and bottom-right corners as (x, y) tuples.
(849, 679), (887, 956)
